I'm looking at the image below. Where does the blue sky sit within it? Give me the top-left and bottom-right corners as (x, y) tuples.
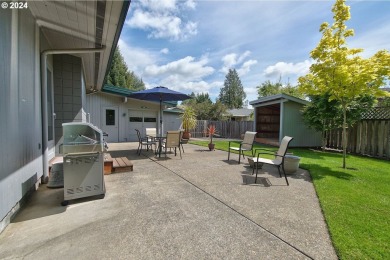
(118, 0), (390, 105)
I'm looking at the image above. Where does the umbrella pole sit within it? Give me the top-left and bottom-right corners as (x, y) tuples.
(160, 98), (162, 136)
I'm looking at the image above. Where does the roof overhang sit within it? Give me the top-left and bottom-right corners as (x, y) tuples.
(249, 93), (308, 107)
(29, 0), (130, 92)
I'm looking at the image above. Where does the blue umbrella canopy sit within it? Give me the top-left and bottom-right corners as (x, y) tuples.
(128, 86), (191, 102)
(128, 86), (192, 135)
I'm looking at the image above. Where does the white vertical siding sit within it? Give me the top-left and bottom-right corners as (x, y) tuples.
(86, 93), (162, 142)
(0, 8), (43, 224)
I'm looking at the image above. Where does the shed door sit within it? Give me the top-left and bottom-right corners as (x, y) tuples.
(102, 107), (119, 142)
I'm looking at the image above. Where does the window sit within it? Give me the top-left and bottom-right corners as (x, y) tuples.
(106, 109), (115, 125)
(129, 117), (142, 122)
(144, 117), (156, 123)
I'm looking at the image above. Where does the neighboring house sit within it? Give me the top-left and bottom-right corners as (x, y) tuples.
(227, 108), (253, 121)
(250, 94), (321, 147)
(86, 85), (183, 142)
(0, 1), (130, 232)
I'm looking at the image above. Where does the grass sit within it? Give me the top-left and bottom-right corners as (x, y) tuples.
(190, 140), (390, 259)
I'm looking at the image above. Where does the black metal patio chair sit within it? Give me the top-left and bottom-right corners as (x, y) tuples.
(251, 136), (294, 186)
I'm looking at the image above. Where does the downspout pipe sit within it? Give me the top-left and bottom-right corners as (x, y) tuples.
(40, 47), (105, 183)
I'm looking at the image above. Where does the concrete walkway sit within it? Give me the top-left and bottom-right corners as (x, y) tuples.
(0, 143), (337, 259)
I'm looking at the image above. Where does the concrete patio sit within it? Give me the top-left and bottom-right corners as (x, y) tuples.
(0, 142), (337, 259)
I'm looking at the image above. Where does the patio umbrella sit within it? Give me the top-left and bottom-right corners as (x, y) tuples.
(128, 86), (191, 135)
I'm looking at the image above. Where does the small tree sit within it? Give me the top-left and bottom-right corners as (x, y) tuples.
(298, 0), (390, 168)
(302, 94), (342, 151)
(219, 69), (246, 109)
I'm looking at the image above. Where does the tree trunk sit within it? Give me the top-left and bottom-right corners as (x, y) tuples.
(342, 107), (347, 169)
(322, 130), (326, 152)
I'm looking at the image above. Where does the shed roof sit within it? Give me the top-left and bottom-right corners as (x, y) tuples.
(227, 108), (253, 117)
(250, 93), (308, 107)
(102, 85), (134, 96)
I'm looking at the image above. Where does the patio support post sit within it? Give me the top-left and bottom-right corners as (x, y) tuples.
(40, 47), (105, 183)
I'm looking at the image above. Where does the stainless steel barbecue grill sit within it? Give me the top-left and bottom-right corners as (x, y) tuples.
(61, 122), (105, 206)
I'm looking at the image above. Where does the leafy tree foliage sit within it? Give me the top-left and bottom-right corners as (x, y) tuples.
(302, 93), (374, 151)
(257, 80), (304, 99)
(182, 92), (227, 120)
(219, 69), (246, 109)
(298, 0), (390, 168)
(257, 80), (282, 97)
(105, 47), (145, 91)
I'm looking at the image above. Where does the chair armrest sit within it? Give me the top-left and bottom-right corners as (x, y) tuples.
(255, 152), (278, 160)
(254, 148), (275, 153)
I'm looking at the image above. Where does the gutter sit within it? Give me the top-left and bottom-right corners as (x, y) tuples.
(40, 47), (105, 183)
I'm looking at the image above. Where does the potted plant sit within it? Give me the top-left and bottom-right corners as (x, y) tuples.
(181, 106), (197, 139)
(207, 124), (217, 151)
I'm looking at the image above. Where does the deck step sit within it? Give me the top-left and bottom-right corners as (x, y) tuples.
(104, 154), (133, 175)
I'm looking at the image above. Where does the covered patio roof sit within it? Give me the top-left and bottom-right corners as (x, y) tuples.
(29, 0), (130, 92)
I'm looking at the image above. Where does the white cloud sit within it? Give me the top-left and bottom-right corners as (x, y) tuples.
(144, 56), (214, 81)
(264, 60), (313, 78)
(138, 0), (177, 12)
(160, 48), (169, 54)
(126, 0), (197, 41)
(238, 59), (258, 76)
(117, 39), (157, 74)
(220, 51), (257, 76)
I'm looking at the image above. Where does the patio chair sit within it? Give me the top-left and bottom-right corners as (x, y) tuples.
(228, 131), (257, 164)
(163, 131), (182, 159)
(252, 136), (294, 186)
(135, 129), (156, 156)
(179, 130), (186, 153)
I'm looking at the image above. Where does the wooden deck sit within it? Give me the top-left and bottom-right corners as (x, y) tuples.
(104, 153), (133, 175)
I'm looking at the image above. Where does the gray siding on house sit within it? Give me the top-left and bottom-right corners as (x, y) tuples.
(0, 9), (43, 225)
(282, 101), (321, 147)
(53, 54), (83, 154)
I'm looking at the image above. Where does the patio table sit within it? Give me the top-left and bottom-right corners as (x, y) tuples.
(153, 135), (166, 158)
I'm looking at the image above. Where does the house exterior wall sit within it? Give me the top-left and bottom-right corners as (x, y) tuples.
(163, 113), (183, 132)
(0, 9), (43, 231)
(53, 54), (84, 155)
(282, 101), (321, 147)
(86, 93), (161, 142)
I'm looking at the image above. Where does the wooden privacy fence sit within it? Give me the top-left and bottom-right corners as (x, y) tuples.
(326, 120), (390, 159)
(191, 120), (254, 139)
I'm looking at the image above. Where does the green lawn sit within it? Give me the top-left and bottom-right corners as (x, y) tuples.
(190, 140), (390, 259)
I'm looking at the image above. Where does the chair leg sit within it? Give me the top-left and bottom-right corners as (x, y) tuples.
(238, 150), (241, 164)
(228, 149), (230, 161)
(181, 143), (185, 153)
(277, 166), (282, 178)
(255, 163), (259, 184)
(179, 146), (182, 159)
(282, 164), (289, 186)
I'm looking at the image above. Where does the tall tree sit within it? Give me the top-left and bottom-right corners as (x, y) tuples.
(298, 0), (390, 168)
(219, 69), (246, 109)
(105, 47), (145, 91)
(257, 80), (304, 99)
(257, 80), (281, 97)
